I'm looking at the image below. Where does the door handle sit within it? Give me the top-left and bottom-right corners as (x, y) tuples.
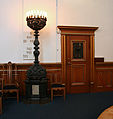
(90, 82), (94, 85)
(67, 58), (71, 64)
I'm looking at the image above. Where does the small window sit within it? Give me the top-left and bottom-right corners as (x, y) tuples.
(73, 42), (83, 59)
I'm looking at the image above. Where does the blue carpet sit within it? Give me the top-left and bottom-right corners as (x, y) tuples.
(0, 92), (113, 119)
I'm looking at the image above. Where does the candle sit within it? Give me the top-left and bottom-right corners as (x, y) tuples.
(26, 10), (47, 19)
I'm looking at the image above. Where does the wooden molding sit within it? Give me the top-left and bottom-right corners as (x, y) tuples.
(57, 26), (98, 31)
(94, 57), (104, 62)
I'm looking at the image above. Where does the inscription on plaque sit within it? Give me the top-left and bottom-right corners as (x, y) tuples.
(32, 85), (39, 95)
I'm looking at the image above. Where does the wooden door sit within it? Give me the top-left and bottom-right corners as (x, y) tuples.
(66, 35), (90, 93)
(57, 26), (98, 94)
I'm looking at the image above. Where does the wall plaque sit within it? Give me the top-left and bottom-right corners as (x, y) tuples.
(32, 85), (39, 95)
(23, 31), (34, 60)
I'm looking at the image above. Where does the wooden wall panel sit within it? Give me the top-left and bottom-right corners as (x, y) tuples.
(0, 63), (62, 96)
(94, 62), (113, 92)
(71, 64), (86, 85)
(1, 60), (113, 95)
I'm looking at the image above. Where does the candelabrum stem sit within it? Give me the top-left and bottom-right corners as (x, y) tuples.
(34, 30), (40, 64)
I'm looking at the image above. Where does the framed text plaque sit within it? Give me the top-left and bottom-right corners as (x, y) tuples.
(23, 31), (34, 60)
(32, 85), (39, 95)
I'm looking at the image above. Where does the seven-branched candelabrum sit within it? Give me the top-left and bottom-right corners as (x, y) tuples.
(26, 10), (47, 80)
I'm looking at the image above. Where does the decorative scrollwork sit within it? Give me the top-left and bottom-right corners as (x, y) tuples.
(26, 18), (47, 30)
(27, 64), (47, 80)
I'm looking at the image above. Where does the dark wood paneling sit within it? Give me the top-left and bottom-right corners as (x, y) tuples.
(1, 60), (113, 95)
(71, 64), (86, 84)
(0, 63), (62, 96)
(70, 64), (89, 93)
(94, 62), (113, 92)
(94, 57), (104, 62)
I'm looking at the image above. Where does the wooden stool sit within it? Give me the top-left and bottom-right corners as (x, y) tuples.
(51, 84), (65, 102)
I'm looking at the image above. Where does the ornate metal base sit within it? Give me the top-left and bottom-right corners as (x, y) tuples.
(24, 79), (49, 104)
(27, 64), (47, 80)
(24, 63), (49, 104)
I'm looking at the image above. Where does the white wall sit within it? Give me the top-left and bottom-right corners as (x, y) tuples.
(0, 0), (23, 63)
(58, 0), (113, 62)
(0, 0), (113, 63)
(0, 0), (57, 63)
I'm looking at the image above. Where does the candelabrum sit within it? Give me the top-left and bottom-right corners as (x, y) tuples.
(26, 10), (47, 80)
